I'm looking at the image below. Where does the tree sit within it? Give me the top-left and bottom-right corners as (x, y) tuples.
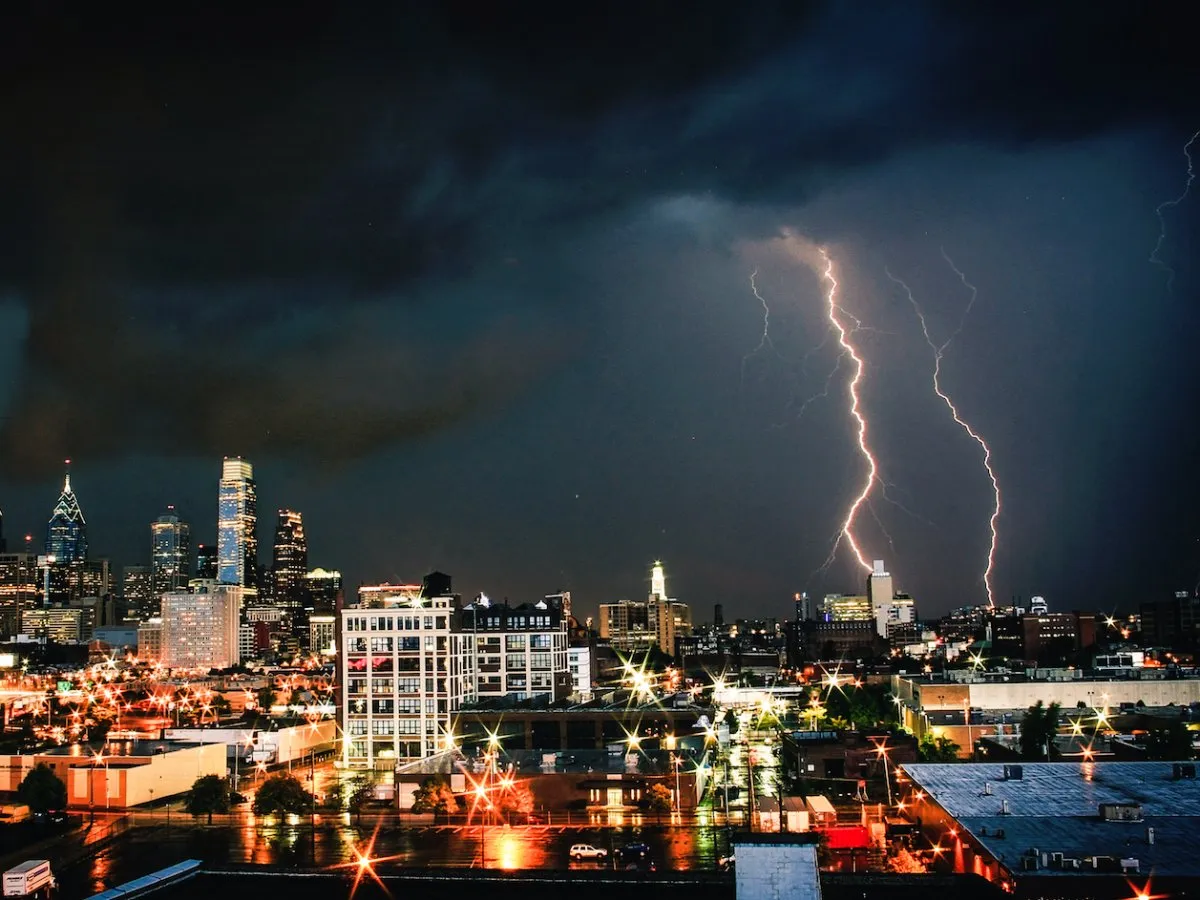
(918, 734), (961, 763)
(348, 775), (374, 821)
(252, 773), (313, 816)
(17, 763), (67, 813)
(1145, 721), (1195, 760)
(255, 686), (277, 713)
(410, 776), (456, 815)
(186, 774), (231, 824)
(320, 781), (345, 812)
(645, 783), (673, 815)
(497, 782), (534, 819)
(1019, 701), (1062, 760)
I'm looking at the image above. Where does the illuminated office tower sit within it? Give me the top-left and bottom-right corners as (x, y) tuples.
(217, 457), (257, 599)
(122, 565), (154, 620)
(271, 509), (308, 604)
(151, 507), (191, 596)
(195, 544), (218, 580)
(45, 462), (87, 565)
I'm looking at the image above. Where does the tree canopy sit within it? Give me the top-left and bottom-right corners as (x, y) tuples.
(644, 783), (673, 814)
(410, 776), (457, 815)
(186, 773), (231, 823)
(1019, 700), (1062, 760)
(919, 734), (961, 763)
(252, 772), (313, 816)
(17, 763), (67, 813)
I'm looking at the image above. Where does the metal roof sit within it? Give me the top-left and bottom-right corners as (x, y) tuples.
(902, 762), (1200, 877)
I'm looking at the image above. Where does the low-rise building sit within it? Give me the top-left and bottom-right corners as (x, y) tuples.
(0, 740), (226, 808)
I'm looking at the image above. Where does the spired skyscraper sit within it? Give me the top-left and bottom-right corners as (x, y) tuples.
(45, 461), (87, 565)
(151, 507), (191, 596)
(271, 509), (308, 605)
(217, 458), (257, 598)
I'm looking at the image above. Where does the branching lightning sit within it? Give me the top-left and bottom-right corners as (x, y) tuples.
(741, 268), (783, 389)
(1150, 129), (1200, 292)
(817, 248), (876, 574)
(885, 251), (1000, 607)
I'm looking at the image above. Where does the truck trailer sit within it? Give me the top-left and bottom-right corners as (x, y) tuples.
(3, 860), (54, 897)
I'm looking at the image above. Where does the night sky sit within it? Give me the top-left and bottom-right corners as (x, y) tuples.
(1, 4), (1198, 620)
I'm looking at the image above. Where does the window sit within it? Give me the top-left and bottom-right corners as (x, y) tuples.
(370, 699), (394, 715)
(397, 719), (419, 735)
(531, 634), (552, 650)
(371, 678), (393, 694)
(397, 698), (421, 714)
(436, 616), (447, 629)
(347, 677), (367, 695)
(371, 719), (395, 736)
(400, 636), (420, 651)
(423, 616), (433, 629)
(529, 652), (552, 669)
(347, 718), (368, 735)
(398, 677), (420, 693)
(506, 635), (526, 651)
(506, 654), (526, 670)
(424, 635), (434, 650)
(370, 637), (393, 653)
(347, 637), (366, 653)
(348, 740), (368, 759)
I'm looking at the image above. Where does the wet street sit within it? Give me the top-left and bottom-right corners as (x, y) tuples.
(58, 817), (733, 899)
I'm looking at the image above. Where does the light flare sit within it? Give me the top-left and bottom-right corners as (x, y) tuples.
(886, 253), (1000, 608)
(1150, 128), (1200, 292)
(817, 248), (876, 573)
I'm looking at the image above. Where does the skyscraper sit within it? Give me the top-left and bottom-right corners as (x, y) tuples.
(0, 507), (7, 553)
(271, 509), (308, 604)
(151, 507), (191, 596)
(45, 462), (87, 565)
(217, 457), (257, 598)
(122, 565), (154, 620)
(195, 544), (218, 580)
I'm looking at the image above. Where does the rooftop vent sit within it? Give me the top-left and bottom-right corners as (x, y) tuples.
(1099, 802), (1143, 822)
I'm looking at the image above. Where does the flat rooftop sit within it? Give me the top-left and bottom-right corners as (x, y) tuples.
(903, 762), (1200, 877)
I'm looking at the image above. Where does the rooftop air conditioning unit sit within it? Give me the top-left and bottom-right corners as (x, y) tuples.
(1172, 763), (1196, 780)
(1120, 858), (1140, 873)
(1003, 764), (1024, 780)
(1099, 803), (1144, 822)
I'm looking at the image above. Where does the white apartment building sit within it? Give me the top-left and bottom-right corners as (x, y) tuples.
(568, 644), (592, 700)
(340, 592), (473, 770)
(136, 617), (162, 662)
(160, 582), (241, 669)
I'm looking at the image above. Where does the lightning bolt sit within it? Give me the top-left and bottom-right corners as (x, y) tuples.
(817, 248), (876, 574)
(740, 268), (782, 389)
(885, 250), (1000, 608)
(1150, 129), (1200, 292)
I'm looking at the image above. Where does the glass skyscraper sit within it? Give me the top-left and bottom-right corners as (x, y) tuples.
(271, 509), (308, 604)
(217, 457), (257, 595)
(45, 464), (87, 565)
(151, 507), (191, 595)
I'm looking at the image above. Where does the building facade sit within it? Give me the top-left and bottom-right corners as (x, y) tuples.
(462, 596), (571, 702)
(122, 565), (154, 620)
(160, 582), (241, 669)
(216, 457), (257, 597)
(0, 552), (38, 638)
(151, 508), (191, 596)
(271, 509), (308, 604)
(341, 590), (472, 770)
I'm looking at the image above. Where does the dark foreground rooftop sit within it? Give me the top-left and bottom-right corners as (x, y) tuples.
(903, 761), (1200, 878)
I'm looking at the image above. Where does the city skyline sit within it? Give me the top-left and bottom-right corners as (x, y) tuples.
(0, 7), (1198, 618)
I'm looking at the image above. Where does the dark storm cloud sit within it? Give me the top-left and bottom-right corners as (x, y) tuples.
(0, 2), (1196, 472)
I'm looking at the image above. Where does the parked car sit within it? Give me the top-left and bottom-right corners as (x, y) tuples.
(570, 844), (608, 861)
(618, 843), (652, 868)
